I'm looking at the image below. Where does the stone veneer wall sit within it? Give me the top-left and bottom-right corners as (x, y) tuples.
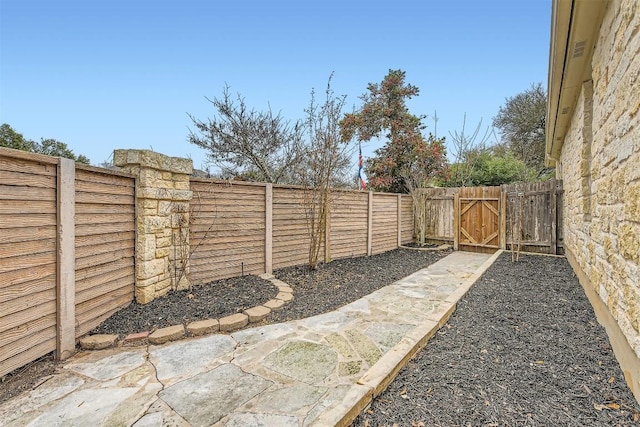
(114, 149), (193, 303)
(558, 0), (639, 360)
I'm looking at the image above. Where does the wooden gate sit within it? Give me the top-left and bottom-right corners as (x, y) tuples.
(454, 186), (502, 253)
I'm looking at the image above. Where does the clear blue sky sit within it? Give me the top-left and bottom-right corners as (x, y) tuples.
(1, 0), (551, 170)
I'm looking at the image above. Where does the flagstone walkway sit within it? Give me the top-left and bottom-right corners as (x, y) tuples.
(0, 251), (497, 427)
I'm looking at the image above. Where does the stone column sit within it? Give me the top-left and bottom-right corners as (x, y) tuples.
(114, 149), (193, 304)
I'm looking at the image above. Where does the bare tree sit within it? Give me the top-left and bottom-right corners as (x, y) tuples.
(493, 82), (548, 173)
(297, 74), (353, 269)
(447, 114), (495, 187)
(188, 86), (305, 183)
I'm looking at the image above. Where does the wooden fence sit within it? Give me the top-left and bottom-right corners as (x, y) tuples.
(0, 148), (136, 378)
(417, 180), (563, 254)
(188, 180), (414, 285)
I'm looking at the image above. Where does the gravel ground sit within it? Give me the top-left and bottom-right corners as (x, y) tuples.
(353, 252), (640, 426)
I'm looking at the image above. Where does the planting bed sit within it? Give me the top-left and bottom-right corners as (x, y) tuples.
(354, 253), (640, 426)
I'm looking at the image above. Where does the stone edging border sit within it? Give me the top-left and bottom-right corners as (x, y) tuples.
(78, 273), (294, 351)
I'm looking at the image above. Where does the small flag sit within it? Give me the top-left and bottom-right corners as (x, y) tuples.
(358, 143), (366, 190)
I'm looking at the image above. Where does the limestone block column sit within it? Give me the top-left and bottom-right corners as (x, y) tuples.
(114, 149), (193, 303)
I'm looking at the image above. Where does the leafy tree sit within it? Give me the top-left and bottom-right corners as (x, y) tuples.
(188, 86), (305, 184)
(37, 138), (90, 164)
(0, 123), (35, 152)
(340, 69), (447, 193)
(445, 148), (537, 187)
(0, 123), (89, 163)
(492, 83), (548, 173)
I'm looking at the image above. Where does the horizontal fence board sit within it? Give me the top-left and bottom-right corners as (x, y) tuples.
(75, 202), (135, 215)
(0, 184), (56, 201)
(0, 313), (55, 350)
(0, 328), (56, 378)
(1, 225), (56, 245)
(0, 252), (55, 274)
(0, 154), (57, 176)
(75, 231), (135, 248)
(76, 291), (133, 338)
(0, 300), (56, 335)
(0, 238), (56, 259)
(75, 168), (135, 188)
(76, 274), (134, 306)
(0, 169), (56, 188)
(75, 191), (134, 205)
(0, 200), (56, 215)
(75, 221), (133, 237)
(0, 213), (56, 229)
(75, 247), (134, 271)
(0, 286), (54, 317)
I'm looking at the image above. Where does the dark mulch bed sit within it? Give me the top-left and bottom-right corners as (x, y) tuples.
(90, 275), (279, 336)
(354, 253), (640, 427)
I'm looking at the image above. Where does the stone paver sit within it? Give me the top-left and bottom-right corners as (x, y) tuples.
(0, 250), (498, 427)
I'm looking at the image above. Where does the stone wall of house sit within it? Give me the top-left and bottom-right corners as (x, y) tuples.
(558, 0), (640, 359)
(114, 149), (193, 303)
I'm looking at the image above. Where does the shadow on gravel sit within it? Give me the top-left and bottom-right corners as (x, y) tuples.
(354, 252), (640, 427)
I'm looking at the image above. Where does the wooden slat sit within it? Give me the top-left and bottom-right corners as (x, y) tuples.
(75, 247), (134, 270)
(75, 203), (135, 215)
(75, 231), (135, 248)
(75, 257), (132, 282)
(0, 238), (56, 258)
(0, 154), (57, 176)
(0, 213), (57, 229)
(75, 191), (134, 205)
(0, 331), (56, 378)
(0, 252), (55, 274)
(75, 292), (132, 338)
(1, 225), (56, 244)
(76, 273), (133, 305)
(0, 184), (55, 201)
(0, 200), (56, 215)
(0, 301), (56, 334)
(0, 266), (55, 301)
(75, 221), (133, 237)
(0, 169), (56, 188)
(0, 313), (55, 349)
(75, 169), (135, 188)
(0, 287), (55, 319)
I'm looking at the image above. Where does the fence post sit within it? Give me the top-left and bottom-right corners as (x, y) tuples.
(367, 191), (373, 256)
(56, 158), (75, 360)
(500, 186), (507, 250)
(550, 178), (558, 255)
(453, 191), (460, 251)
(397, 194), (402, 247)
(114, 150), (193, 304)
(265, 184), (273, 274)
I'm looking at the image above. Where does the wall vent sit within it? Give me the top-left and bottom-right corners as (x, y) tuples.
(573, 40), (587, 58)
